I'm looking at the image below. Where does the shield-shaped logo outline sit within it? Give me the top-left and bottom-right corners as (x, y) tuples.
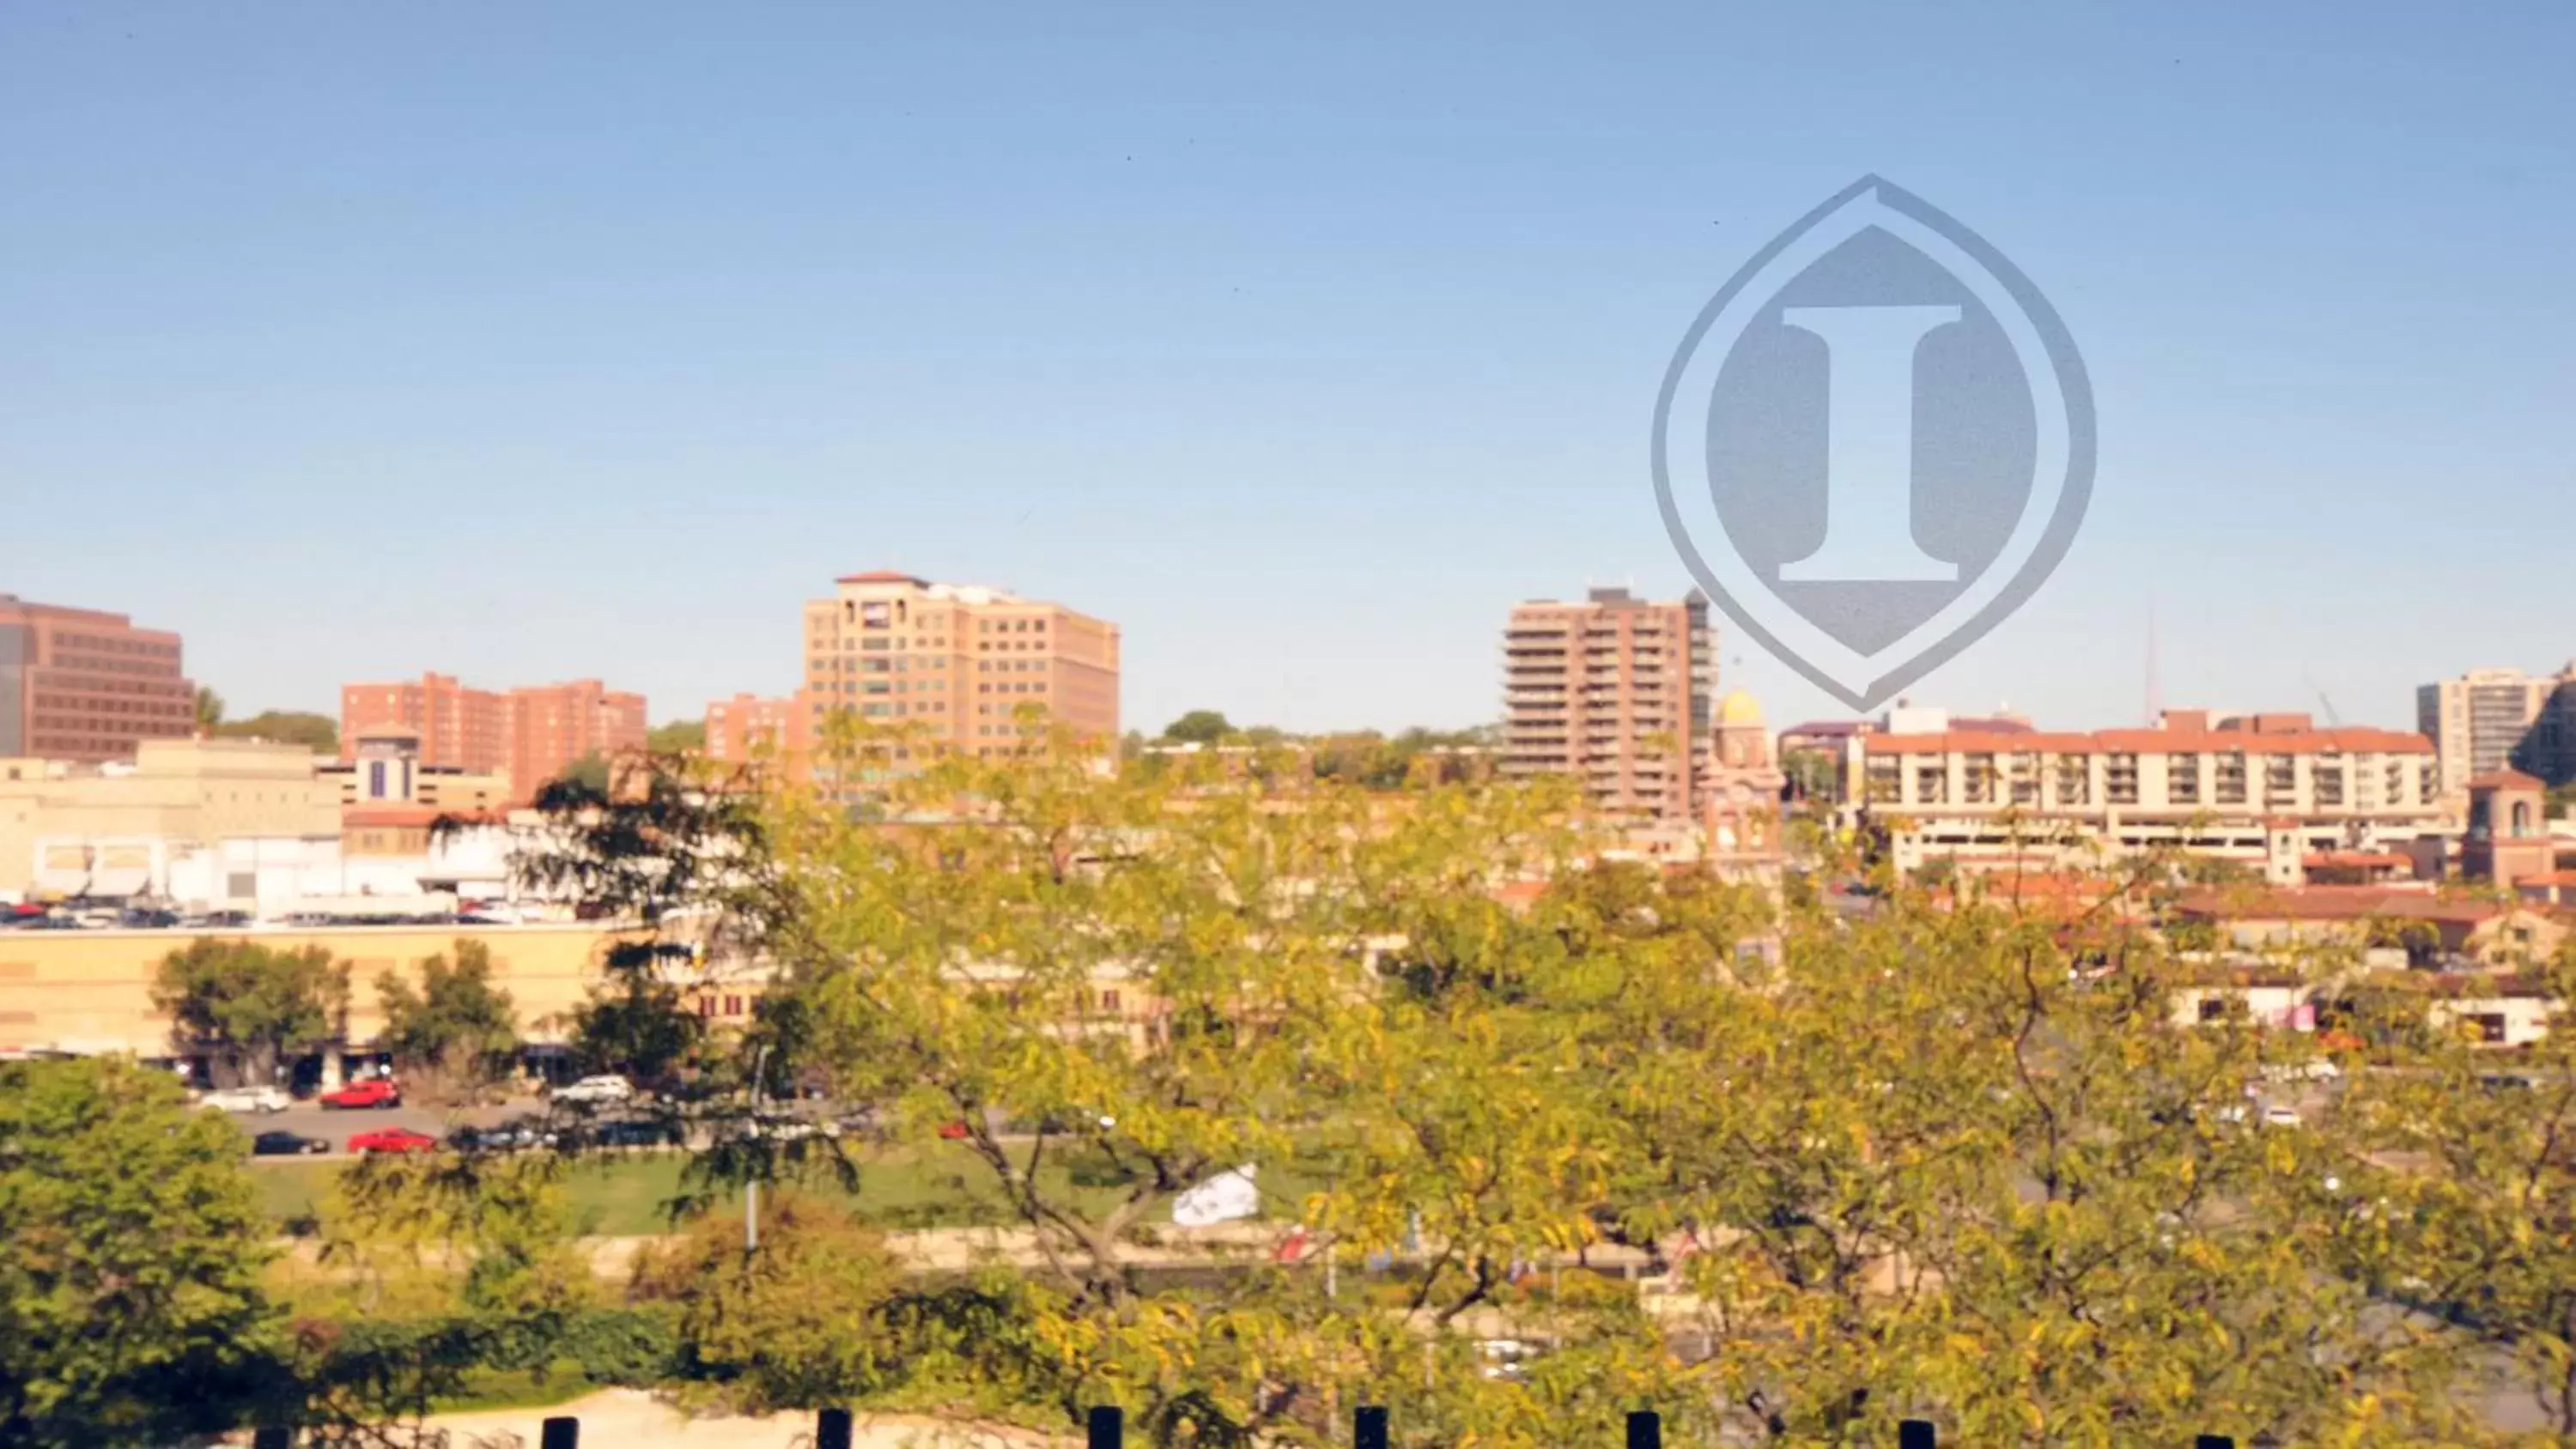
(1652, 175), (2097, 711)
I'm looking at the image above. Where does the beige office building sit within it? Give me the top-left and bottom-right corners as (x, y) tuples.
(0, 738), (342, 902)
(801, 571), (1121, 774)
(2417, 665), (2576, 814)
(1501, 587), (1713, 822)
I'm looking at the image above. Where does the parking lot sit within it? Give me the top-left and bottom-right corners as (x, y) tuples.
(210, 1094), (546, 1161)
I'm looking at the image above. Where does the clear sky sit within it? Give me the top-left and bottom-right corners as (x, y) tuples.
(4, 2), (2569, 737)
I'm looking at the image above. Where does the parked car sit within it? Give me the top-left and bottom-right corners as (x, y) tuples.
(452, 1119), (557, 1154)
(938, 1120), (972, 1140)
(2261, 1105), (2305, 1129)
(582, 1118), (680, 1149)
(319, 1078), (402, 1110)
(547, 1074), (635, 1106)
(348, 1127), (437, 1154)
(749, 1113), (841, 1143)
(199, 1085), (293, 1114)
(252, 1130), (331, 1156)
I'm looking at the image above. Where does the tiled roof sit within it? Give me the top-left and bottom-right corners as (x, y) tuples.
(1863, 726), (2431, 756)
(2171, 884), (2496, 924)
(836, 569), (928, 585)
(2466, 768), (2546, 790)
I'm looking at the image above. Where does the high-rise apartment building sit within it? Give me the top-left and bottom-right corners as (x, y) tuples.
(2416, 665), (2576, 811)
(1500, 587), (1713, 822)
(340, 672), (646, 802)
(800, 571), (1121, 768)
(0, 594), (195, 764)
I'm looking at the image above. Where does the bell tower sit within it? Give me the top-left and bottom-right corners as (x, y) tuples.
(1704, 688), (1788, 890)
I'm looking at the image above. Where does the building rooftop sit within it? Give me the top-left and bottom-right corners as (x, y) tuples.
(1863, 724), (2431, 756)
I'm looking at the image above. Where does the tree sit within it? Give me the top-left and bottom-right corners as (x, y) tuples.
(553, 750), (613, 793)
(499, 732), (2554, 1446)
(1783, 746), (1840, 804)
(151, 937), (351, 1086)
(2317, 945), (2576, 1435)
(1158, 709), (1233, 745)
(192, 686), (225, 734)
(629, 1190), (902, 1410)
(756, 723), (1662, 1440)
(472, 755), (783, 1111)
(376, 940), (521, 1101)
(0, 1057), (280, 1446)
(211, 709), (339, 755)
(647, 719), (708, 753)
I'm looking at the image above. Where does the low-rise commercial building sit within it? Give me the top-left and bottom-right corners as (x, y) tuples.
(0, 738), (343, 906)
(0, 921), (634, 1071)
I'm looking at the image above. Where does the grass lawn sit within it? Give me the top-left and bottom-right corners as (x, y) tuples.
(259, 1141), (1324, 1239)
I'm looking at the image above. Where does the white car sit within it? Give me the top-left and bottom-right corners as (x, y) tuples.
(548, 1074), (635, 1106)
(2261, 1105), (2304, 1129)
(748, 1114), (842, 1143)
(199, 1085), (292, 1114)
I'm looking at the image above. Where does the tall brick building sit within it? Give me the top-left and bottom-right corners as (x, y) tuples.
(340, 672), (645, 802)
(0, 594), (196, 763)
(1500, 587), (1714, 822)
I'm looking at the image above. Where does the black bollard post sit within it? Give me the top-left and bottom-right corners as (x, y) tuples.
(2196, 1438), (2234, 1449)
(540, 1416), (580, 1449)
(1899, 1421), (1936, 1449)
(1626, 1410), (1662, 1449)
(816, 1407), (854, 1449)
(1088, 1405), (1124, 1449)
(252, 1429), (293, 1449)
(1354, 1405), (1388, 1449)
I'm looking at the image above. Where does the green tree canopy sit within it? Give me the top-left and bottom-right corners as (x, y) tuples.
(191, 686), (225, 733)
(211, 710), (339, 755)
(553, 750), (613, 793)
(0, 1057), (279, 1446)
(376, 939), (521, 1101)
(647, 719), (708, 753)
(629, 1191), (902, 1410)
(1158, 709), (1234, 746)
(150, 937), (351, 1085)
(485, 734), (2567, 1446)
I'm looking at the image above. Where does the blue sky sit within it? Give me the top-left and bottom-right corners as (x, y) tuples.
(3, 2), (2569, 737)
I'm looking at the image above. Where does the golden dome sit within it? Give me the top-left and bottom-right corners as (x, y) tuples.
(1716, 688), (1765, 727)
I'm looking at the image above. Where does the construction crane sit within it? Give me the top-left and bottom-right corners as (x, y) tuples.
(2304, 672), (2342, 727)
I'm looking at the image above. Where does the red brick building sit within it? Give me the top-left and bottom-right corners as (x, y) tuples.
(340, 672), (644, 803)
(0, 594), (195, 763)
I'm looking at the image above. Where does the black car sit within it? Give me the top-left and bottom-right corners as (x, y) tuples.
(251, 1130), (331, 1156)
(583, 1118), (679, 1149)
(451, 1119), (559, 1154)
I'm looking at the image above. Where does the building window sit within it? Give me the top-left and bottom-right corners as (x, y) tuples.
(2105, 754), (2139, 806)
(2055, 756), (2090, 806)
(2314, 762), (2345, 807)
(2168, 755), (2199, 805)
(1914, 763), (1946, 804)
(2214, 754), (2247, 806)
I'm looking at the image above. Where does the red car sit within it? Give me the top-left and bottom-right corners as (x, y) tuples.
(319, 1079), (402, 1110)
(348, 1127), (437, 1155)
(938, 1120), (971, 1140)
